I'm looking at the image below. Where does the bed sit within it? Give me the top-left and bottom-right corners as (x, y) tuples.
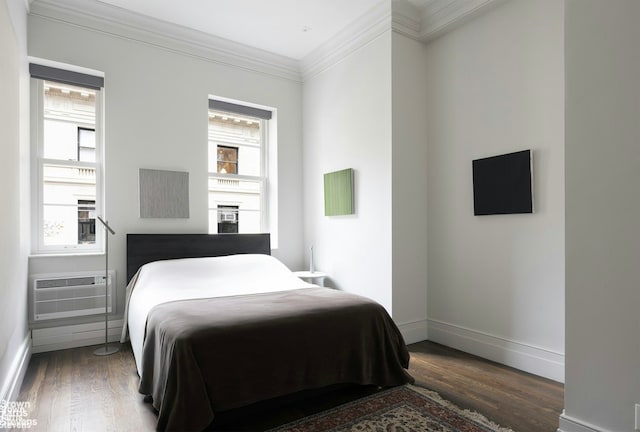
(120, 233), (413, 431)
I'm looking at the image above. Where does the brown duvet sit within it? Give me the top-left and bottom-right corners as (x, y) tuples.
(139, 287), (414, 431)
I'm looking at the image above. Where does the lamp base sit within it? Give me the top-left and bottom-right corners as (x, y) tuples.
(94, 344), (120, 356)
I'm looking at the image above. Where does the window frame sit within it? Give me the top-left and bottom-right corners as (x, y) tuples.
(217, 204), (239, 233)
(216, 145), (239, 174)
(31, 76), (105, 255)
(77, 127), (96, 162)
(77, 199), (97, 244)
(207, 100), (271, 237)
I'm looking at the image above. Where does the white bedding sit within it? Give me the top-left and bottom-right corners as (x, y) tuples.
(120, 254), (313, 375)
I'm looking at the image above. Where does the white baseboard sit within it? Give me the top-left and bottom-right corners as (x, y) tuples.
(427, 318), (564, 383)
(0, 334), (31, 402)
(397, 319), (428, 345)
(558, 411), (609, 432)
(31, 319), (123, 353)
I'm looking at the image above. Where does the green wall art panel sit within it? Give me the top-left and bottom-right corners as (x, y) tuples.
(324, 168), (354, 216)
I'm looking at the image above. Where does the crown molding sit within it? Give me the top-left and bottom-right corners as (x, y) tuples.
(418, 0), (505, 42)
(28, 0), (505, 84)
(391, 0), (504, 43)
(300, 0), (392, 81)
(391, 0), (422, 41)
(29, 0), (302, 82)
(301, 0), (504, 80)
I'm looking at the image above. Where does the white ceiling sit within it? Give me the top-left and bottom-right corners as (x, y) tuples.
(95, 0), (385, 60)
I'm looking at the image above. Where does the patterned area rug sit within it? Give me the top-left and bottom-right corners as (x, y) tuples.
(268, 385), (514, 432)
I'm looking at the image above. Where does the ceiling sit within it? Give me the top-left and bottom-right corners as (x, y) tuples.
(31, 0), (498, 79)
(95, 0), (387, 60)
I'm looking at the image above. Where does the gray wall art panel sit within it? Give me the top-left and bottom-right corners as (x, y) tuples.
(139, 168), (189, 218)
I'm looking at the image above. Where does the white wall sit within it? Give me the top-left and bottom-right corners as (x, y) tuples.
(562, 1), (640, 430)
(0, 0), (30, 401)
(303, 31), (393, 312)
(391, 32), (429, 342)
(424, 0), (565, 381)
(27, 12), (304, 323)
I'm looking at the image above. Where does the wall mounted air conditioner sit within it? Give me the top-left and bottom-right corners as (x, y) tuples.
(31, 271), (115, 321)
(222, 212), (237, 222)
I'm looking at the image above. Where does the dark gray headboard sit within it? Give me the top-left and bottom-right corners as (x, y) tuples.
(126, 233), (271, 283)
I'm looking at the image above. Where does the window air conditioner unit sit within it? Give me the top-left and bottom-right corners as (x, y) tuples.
(222, 213), (237, 222)
(31, 271), (115, 321)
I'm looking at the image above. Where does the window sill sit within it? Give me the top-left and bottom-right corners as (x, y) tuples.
(29, 252), (105, 259)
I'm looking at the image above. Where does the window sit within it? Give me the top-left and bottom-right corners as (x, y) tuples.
(77, 199), (96, 244)
(217, 205), (239, 233)
(30, 63), (104, 253)
(217, 145), (238, 174)
(208, 99), (272, 235)
(77, 127), (96, 162)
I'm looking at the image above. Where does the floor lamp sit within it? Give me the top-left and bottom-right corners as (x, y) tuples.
(94, 216), (119, 356)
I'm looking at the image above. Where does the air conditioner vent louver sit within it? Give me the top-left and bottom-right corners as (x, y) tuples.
(31, 271), (116, 321)
(36, 276), (97, 289)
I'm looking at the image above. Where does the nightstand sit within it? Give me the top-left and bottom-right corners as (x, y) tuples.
(294, 271), (328, 287)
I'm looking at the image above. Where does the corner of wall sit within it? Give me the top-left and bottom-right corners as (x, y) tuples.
(390, 32), (428, 338)
(397, 319), (428, 345)
(558, 411), (608, 432)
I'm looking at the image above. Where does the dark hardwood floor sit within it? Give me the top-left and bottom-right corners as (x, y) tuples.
(408, 342), (564, 432)
(17, 341), (563, 431)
